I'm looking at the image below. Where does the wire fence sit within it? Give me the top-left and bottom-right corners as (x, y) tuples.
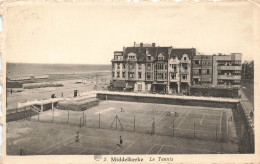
(7, 105), (228, 143)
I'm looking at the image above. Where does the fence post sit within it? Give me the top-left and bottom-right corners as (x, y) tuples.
(99, 113), (100, 129)
(173, 118), (174, 137)
(216, 124), (218, 141)
(16, 108), (18, 121)
(67, 109), (69, 125)
(83, 111), (85, 126)
(116, 115), (118, 130)
(134, 116), (135, 132)
(52, 107), (54, 123)
(193, 120), (195, 138)
(38, 111), (39, 122)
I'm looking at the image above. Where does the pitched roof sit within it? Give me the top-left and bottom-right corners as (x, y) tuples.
(170, 48), (196, 60)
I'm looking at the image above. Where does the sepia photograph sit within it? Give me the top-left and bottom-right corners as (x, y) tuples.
(1, 0), (259, 163)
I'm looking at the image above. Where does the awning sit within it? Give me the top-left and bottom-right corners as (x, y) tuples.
(113, 81), (126, 88)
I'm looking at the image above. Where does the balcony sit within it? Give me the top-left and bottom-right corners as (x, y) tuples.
(217, 75), (241, 80)
(217, 66), (241, 70)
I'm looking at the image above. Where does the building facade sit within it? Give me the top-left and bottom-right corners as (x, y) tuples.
(212, 53), (242, 87)
(111, 43), (242, 94)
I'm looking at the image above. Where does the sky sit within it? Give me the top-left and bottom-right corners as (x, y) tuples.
(4, 2), (259, 64)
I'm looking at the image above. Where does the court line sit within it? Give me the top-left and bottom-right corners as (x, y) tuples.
(175, 127), (228, 135)
(155, 144), (218, 153)
(78, 146), (110, 155)
(121, 141), (135, 154)
(167, 111), (186, 129)
(45, 139), (74, 155)
(36, 134), (76, 154)
(80, 135), (132, 143)
(200, 113), (205, 125)
(157, 145), (164, 154)
(176, 109), (192, 129)
(146, 144), (156, 154)
(219, 111), (222, 133)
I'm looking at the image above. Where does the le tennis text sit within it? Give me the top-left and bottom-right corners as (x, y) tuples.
(108, 156), (173, 162)
(149, 156), (174, 162)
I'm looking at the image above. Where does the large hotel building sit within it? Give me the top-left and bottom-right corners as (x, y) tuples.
(111, 43), (242, 95)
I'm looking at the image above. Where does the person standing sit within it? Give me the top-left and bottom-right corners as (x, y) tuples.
(75, 132), (80, 143)
(120, 136), (123, 147)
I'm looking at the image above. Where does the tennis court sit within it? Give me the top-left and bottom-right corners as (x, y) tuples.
(7, 100), (238, 155)
(29, 100), (231, 142)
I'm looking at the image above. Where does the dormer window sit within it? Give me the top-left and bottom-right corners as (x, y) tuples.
(184, 57), (186, 60)
(128, 53), (136, 60)
(158, 54), (164, 60)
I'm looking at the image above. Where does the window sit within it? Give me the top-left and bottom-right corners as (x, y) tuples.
(158, 57), (164, 60)
(174, 66), (177, 71)
(147, 55), (151, 60)
(184, 66), (187, 70)
(147, 73), (151, 79)
(138, 64), (142, 70)
(157, 64), (164, 70)
(129, 63), (135, 69)
(194, 60), (200, 65)
(182, 75), (187, 80)
(206, 70), (211, 74)
(117, 72), (120, 78)
(147, 63), (151, 70)
(171, 73), (176, 79)
(157, 73), (164, 79)
(112, 63), (115, 69)
(184, 57), (187, 60)
(129, 73), (134, 78)
(138, 84), (142, 91)
(122, 72), (125, 78)
(117, 63), (120, 69)
(123, 64), (125, 69)
(112, 72), (115, 77)
(138, 72), (142, 78)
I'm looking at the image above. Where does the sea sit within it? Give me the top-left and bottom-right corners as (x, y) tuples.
(7, 63), (111, 78)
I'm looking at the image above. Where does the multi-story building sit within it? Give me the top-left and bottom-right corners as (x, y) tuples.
(212, 53), (242, 87)
(192, 55), (213, 85)
(111, 43), (242, 95)
(168, 48), (195, 94)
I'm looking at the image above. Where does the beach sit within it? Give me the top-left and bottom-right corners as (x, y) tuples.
(6, 63), (111, 109)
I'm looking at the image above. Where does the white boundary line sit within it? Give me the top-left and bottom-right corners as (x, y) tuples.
(176, 109), (192, 129)
(121, 141), (135, 154)
(219, 111), (223, 133)
(36, 135), (76, 154)
(45, 140), (74, 154)
(146, 144), (156, 154)
(155, 144), (218, 153)
(200, 113), (205, 125)
(172, 127), (228, 135)
(168, 110), (186, 129)
(157, 145), (164, 154)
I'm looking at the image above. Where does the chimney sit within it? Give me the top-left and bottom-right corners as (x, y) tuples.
(123, 46), (125, 51)
(152, 43), (155, 47)
(140, 42), (143, 47)
(134, 42), (136, 47)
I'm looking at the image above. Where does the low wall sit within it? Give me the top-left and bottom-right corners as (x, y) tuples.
(232, 102), (254, 153)
(97, 93), (238, 108)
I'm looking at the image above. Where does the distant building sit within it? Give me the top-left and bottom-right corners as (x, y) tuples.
(212, 53), (242, 87)
(111, 43), (196, 94)
(111, 43), (242, 95)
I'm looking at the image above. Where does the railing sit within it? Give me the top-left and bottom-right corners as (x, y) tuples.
(95, 91), (239, 103)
